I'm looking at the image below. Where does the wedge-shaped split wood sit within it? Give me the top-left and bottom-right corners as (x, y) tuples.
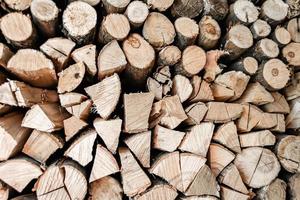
(236, 104), (262, 132)
(284, 72), (300, 101)
(72, 44), (97, 77)
(256, 178), (287, 200)
(172, 75), (193, 102)
(65, 99), (92, 121)
(85, 74), (121, 119)
(59, 92), (88, 107)
(220, 186), (249, 200)
(286, 97), (300, 129)
(124, 131), (151, 168)
(64, 128), (97, 167)
(262, 92), (290, 113)
(184, 102), (208, 125)
(89, 145), (120, 183)
(64, 116), (88, 141)
(0, 43), (13, 68)
(211, 83), (235, 102)
(204, 102), (243, 123)
(271, 113), (286, 133)
(89, 176), (123, 200)
(239, 130), (276, 147)
(189, 77), (214, 103)
(135, 183), (178, 200)
(255, 112), (277, 130)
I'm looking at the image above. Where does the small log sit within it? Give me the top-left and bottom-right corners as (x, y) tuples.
(62, 1), (97, 45)
(184, 102), (208, 125)
(7, 49), (57, 88)
(174, 17), (199, 49)
(230, 57), (258, 75)
(0, 112), (31, 161)
(123, 33), (155, 85)
(125, 1), (149, 28)
(220, 186), (249, 200)
(158, 45), (181, 66)
(250, 20), (271, 40)
(204, 102), (243, 123)
(234, 147), (281, 188)
(211, 83), (234, 101)
(208, 143), (235, 177)
(0, 12), (36, 48)
(251, 39), (279, 62)
(98, 14), (130, 44)
(272, 26), (291, 47)
(89, 145), (119, 183)
(282, 42), (300, 67)
(171, 0), (204, 18)
(123, 92), (154, 133)
(68, 0), (100, 6)
(64, 128), (97, 166)
(142, 12), (176, 49)
(72, 44), (97, 77)
(227, 0), (258, 26)
(236, 104), (262, 132)
(30, 0), (59, 38)
(149, 151), (183, 192)
(124, 131), (151, 168)
(262, 92), (290, 113)
(153, 125), (185, 152)
(179, 122), (215, 157)
(202, 0), (229, 21)
(286, 0), (300, 19)
(93, 118), (122, 154)
(223, 24), (253, 60)
(287, 17), (300, 42)
(198, 15), (221, 50)
(276, 135), (300, 173)
(256, 178), (287, 200)
(172, 74), (193, 102)
(102, 0), (130, 13)
(135, 183), (178, 200)
(22, 130), (63, 163)
(22, 103), (69, 132)
(189, 76), (214, 102)
(286, 97), (300, 129)
(40, 37), (76, 72)
(288, 173), (300, 200)
(203, 50), (227, 82)
(85, 74), (121, 119)
(65, 99), (92, 121)
(0, 158), (42, 192)
(239, 130), (276, 147)
(0, 181), (8, 200)
(175, 45), (206, 77)
(271, 113), (286, 132)
(64, 116), (88, 141)
(119, 147), (151, 197)
(218, 163), (248, 194)
(213, 121), (241, 153)
(59, 92), (88, 107)
(260, 0), (288, 26)
(89, 176), (122, 200)
(0, 43), (13, 68)
(1, 0), (31, 12)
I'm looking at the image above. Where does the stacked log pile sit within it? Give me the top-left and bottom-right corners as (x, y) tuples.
(0, 0), (299, 199)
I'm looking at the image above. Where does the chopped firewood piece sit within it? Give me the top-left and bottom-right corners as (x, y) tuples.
(40, 37), (76, 72)
(184, 102), (208, 125)
(22, 103), (69, 132)
(153, 125), (185, 152)
(202, 0), (228, 21)
(218, 163), (248, 194)
(257, 178), (287, 200)
(287, 17), (300, 42)
(172, 75), (193, 102)
(262, 92), (290, 113)
(284, 72), (300, 101)
(93, 118), (122, 154)
(211, 83), (235, 102)
(204, 102), (243, 123)
(220, 186), (249, 200)
(234, 147), (281, 188)
(250, 20), (271, 39)
(271, 113), (286, 132)
(98, 40), (127, 79)
(64, 116), (88, 141)
(272, 26), (291, 47)
(0, 43), (13, 68)
(276, 135), (300, 173)
(174, 17), (198, 49)
(0, 112), (31, 161)
(124, 131), (151, 168)
(179, 122), (215, 157)
(125, 1), (149, 28)
(203, 50), (227, 82)
(239, 130), (276, 147)
(64, 128), (97, 166)
(236, 104), (262, 132)
(0, 158), (42, 192)
(22, 130), (63, 163)
(255, 112), (277, 129)
(59, 92), (88, 107)
(198, 15), (221, 50)
(135, 183), (178, 200)
(236, 82), (274, 105)
(147, 77), (163, 100)
(119, 147), (151, 197)
(251, 38), (279, 62)
(1, 0), (31, 12)
(149, 151), (183, 192)
(102, 0), (130, 13)
(171, 0), (204, 18)
(282, 42), (300, 67)
(89, 145), (119, 183)
(65, 99), (92, 120)
(58, 62), (85, 93)
(230, 57), (258, 75)
(158, 45), (181, 66)
(89, 176), (123, 200)
(208, 143), (235, 177)
(85, 74), (121, 119)
(0, 181), (8, 200)
(213, 121), (241, 153)
(10, 194), (37, 200)
(189, 78), (214, 103)
(72, 44), (97, 77)
(288, 173), (300, 200)
(260, 0), (288, 26)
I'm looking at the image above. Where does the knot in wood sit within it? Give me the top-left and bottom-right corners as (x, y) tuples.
(128, 36), (141, 48)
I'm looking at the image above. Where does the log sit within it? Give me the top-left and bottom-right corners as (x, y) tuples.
(174, 17), (199, 49)
(256, 178), (287, 200)
(288, 173), (300, 200)
(211, 83), (235, 101)
(171, 0), (204, 18)
(286, 0), (300, 19)
(72, 44), (97, 77)
(220, 186), (249, 200)
(198, 15), (221, 50)
(7, 49), (57, 88)
(0, 12), (36, 48)
(272, 26), (291, 47)
(284, 72), (300, 101)
(102, 0), (130, 13)
(189, 76), (214, 103)
(286, 97), (300, 129)
(203, 50), (227, 82)
(89, 176), (122, 200)
(85, 74), (121, 119)
(135, 183), (178, 200)
(236, 104), (262, 132)
(172, 74), (193, 102)
(260, 0), (288, 26)
(147, 77), (163, 100)
(255, 112), (277, 130)
(158, 45), (181, 66)
(1, 0), (31, 12)
(0, 43), (13, 68)
(98, 14), (130, 44)
(30, 0), (59, 38)
(146, 0), (174, 12)
(239, 130), (276, 147)
(125, 1), (149, 28)
(184, 102), (208, 125)
(62, 1), (97, 45)
(282, 42), (300, 68)
(287, 17), (300, 42)
(250, 20), (271, 40)
(262, 92), (290, 114)
(271, 113), (286, 133)
(204, 102), (243, 123)
(202, 0), (229, 21)
(227, 0), (258, 26)
(59, 92), (88, 107)
(251, 38), (279, 62)
(65, 99), (92, 121)
(68, 0), (101, 6)
(230, 57), (258, 75)
(63, 116), (88, 141)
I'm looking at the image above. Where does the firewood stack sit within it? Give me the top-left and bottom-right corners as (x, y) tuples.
(0, 0), (300, 199)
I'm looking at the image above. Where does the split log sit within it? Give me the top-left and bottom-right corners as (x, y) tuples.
(119, 147), (151, 197)
(204, 102), (243, 123)
(271, 113), (286, 132)
(276, 135), (300, 173)
(0, 112), (31, 161)
(124, 131), (151, 168)
(63, 116), (88, 141)
(171, 0), (204, 18)
(250, 20), (271, 40)
(72, 44), (97, 77)
(158, 45), (181, 66)
(287, 17), (300, 42)
(260, 0), (288, 26)
(30, 0), (59, 38)
(22, 130), (63, 163)
(288, 173), (300, 200)
(282, 42), (300, 67)
(98, 14), (130, 44)
(0, 12), (36, 48)
(89, 145), (119, 183)
(172, 74), (193, 102)
(102, 0), (130, 13)
(0, 158), (42, 192)
(147, 77), (163, 100)
(230, 57), (258, 75)
(65, 99), (92, 121)
(256, 178), (287, 200)
(184, 102), (208, 125)
(1, 0), (31, 12)
(202, 0), (229, 21)
(142, 12), (176, 49)
(272, 26), (291, 47)
(62, 1), (97, 45)
(239, 130), (276, 147)
(234, 147), (281, 188)
(203, 50), (227, 82)
(125, 1), (149, 28)
(284, 72), (300, 101)
(123, 33), (155, 85)
(286, 97), (300, 129)
(7, 49), (57, 88)
(198, 15), (221, 50)
(220, 186), (249, 200)
(174, 17), (199, 49)
(40, 37), (75, 72)
(211, 83), (234, 101)
(188, 76), (214, 102)
(135, 183), (178, 200)
(89, 176), (123, 200)
(0, 43), (13, 68)
(251, 39), (279, 62)
(236, 104), (262, 132)
(93, 118), (122, 154)
(85, 74), (121, 119)
(227, 0), (258, 26)
(262, 92), (290, 114)
(59, 92), (88, 107)
(255, 112), (277, 130)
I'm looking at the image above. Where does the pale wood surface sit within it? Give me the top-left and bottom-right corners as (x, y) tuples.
(184, 102), (208, 125)
(125, 1), (149, 27)
(174, 17), (199, 49)
(0, 43), (13, 68)
(220, 186), (249, 200)
(250, 19), (271, 39)
(158, 45), (181, 66)
(239, 130), (276, 147)
(135, 183), (178, 200)
(89, 176), (123, 200)
(102, 0), (130, 13)
(262, 92), (290, 113)
(172, 74), (193, 102)
(198, 15), (221, 50)
(64, 116), (88, 141)
(72, 44), (97, 77)
(257, 178), (287, 200)
(204, 102), (243, 123)
(146, 0), (174, 11)
(288, 173), (300, 200)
